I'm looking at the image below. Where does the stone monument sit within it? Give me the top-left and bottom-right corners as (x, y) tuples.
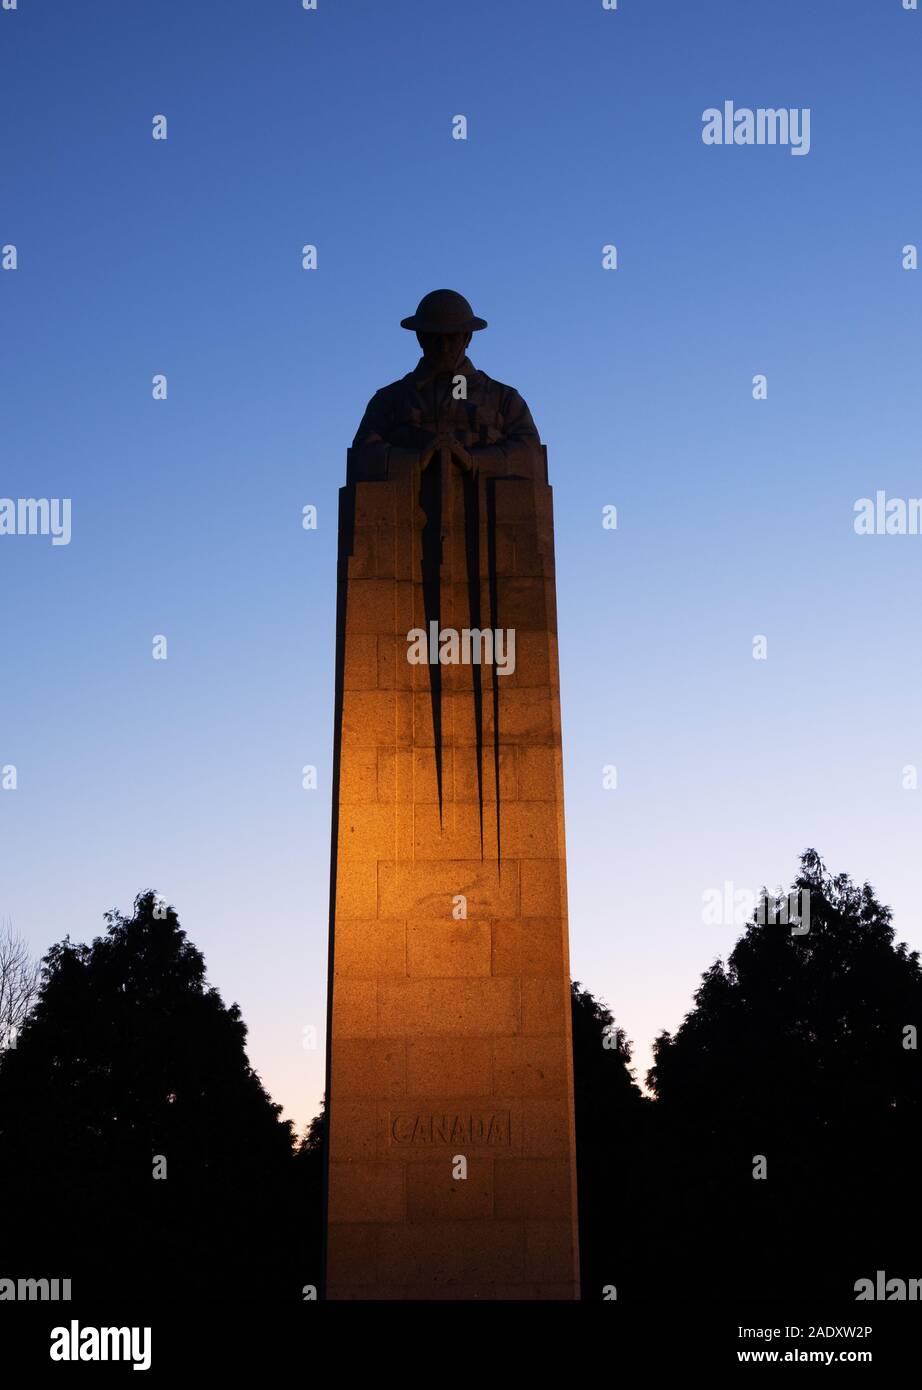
(324, 290), (580, 1299)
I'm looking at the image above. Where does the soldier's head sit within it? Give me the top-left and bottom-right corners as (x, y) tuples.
(415, 329), (472, 372)
(400, 290), (487, 372)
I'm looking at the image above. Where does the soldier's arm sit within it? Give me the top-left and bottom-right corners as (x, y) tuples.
(351, 390), (429, 481)
(350, 391), (392, 480)
(468, 388), (543, 477)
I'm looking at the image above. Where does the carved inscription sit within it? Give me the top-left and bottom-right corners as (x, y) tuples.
(389, 1111), (511, 1147)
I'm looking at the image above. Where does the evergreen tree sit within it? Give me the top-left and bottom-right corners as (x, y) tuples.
(0, 891), (300, 1300)
(570, 981), (651, 1297)
(648, 850), (922, 1298)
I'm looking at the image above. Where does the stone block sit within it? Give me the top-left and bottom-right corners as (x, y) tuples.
(378, 978), (520, 1037)
(332, 859), (379, 921)
(331, 918), (406, 979)
(524, 1221), (579, 1284)
(412, 803), (497, 861)
(405, 1038), (493, 1097)
(376, 1221), (525, 1286)
(492, 1036), (569, 1097)
(327, 1161), (405, 1223)
(520, 859), (565, 917)
(330, 1038), (406, 1099)
(522, 977), (569, 1036)
(406, 919), (491, 977)
(340, 690), (413, 748)
(405, 1160), (493, 1220)
(378, 859), (520, 919)
(328, 1101), (377, 1160)
(331, 978), (377, 1037)
(324, 1222), (378, 1285)
(516, 746), (561, 800)
(337, 746), (379, 804)
(496, 689), (557, 742)
(345, 579), (414, 636)
(493, 1159), (572, 1220)
(492, 919), (565, 977)
(492, 479), (539, 524)
(523, 1099), (574, 1159)
(502, 801), (562, 858)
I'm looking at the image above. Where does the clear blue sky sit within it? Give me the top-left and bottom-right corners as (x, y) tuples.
(2, 0), (920, 1130)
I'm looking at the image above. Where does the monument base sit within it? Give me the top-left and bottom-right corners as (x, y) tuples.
(325, 463), (579, 1299)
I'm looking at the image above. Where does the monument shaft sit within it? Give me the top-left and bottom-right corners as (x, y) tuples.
(324, 445), (579, 1298)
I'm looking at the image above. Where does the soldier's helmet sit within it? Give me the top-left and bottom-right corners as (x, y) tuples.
(400, 289), (488, 334)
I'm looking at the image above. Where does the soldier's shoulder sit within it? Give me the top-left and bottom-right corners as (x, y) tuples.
(357, 377), (411, 421)
(471, 367), (526, 402)
(371, 372), (416, 402)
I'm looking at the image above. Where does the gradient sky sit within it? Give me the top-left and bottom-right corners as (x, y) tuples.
(2, 0), (920, 1132)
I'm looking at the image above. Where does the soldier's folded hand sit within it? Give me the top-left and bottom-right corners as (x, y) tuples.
(419, 433), (473, 474)
(418, 440), (439, 471)
(448, 440), (474, 473)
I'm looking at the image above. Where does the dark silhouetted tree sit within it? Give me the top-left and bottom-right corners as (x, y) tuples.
(294, 1098), (326, 1295)
(571, 981), (652, 1298)
(0, 891), (303, 1301)
(648, 850), (922, 1299)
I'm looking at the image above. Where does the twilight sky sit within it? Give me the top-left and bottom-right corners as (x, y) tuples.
(2, 0), (920, 1131)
